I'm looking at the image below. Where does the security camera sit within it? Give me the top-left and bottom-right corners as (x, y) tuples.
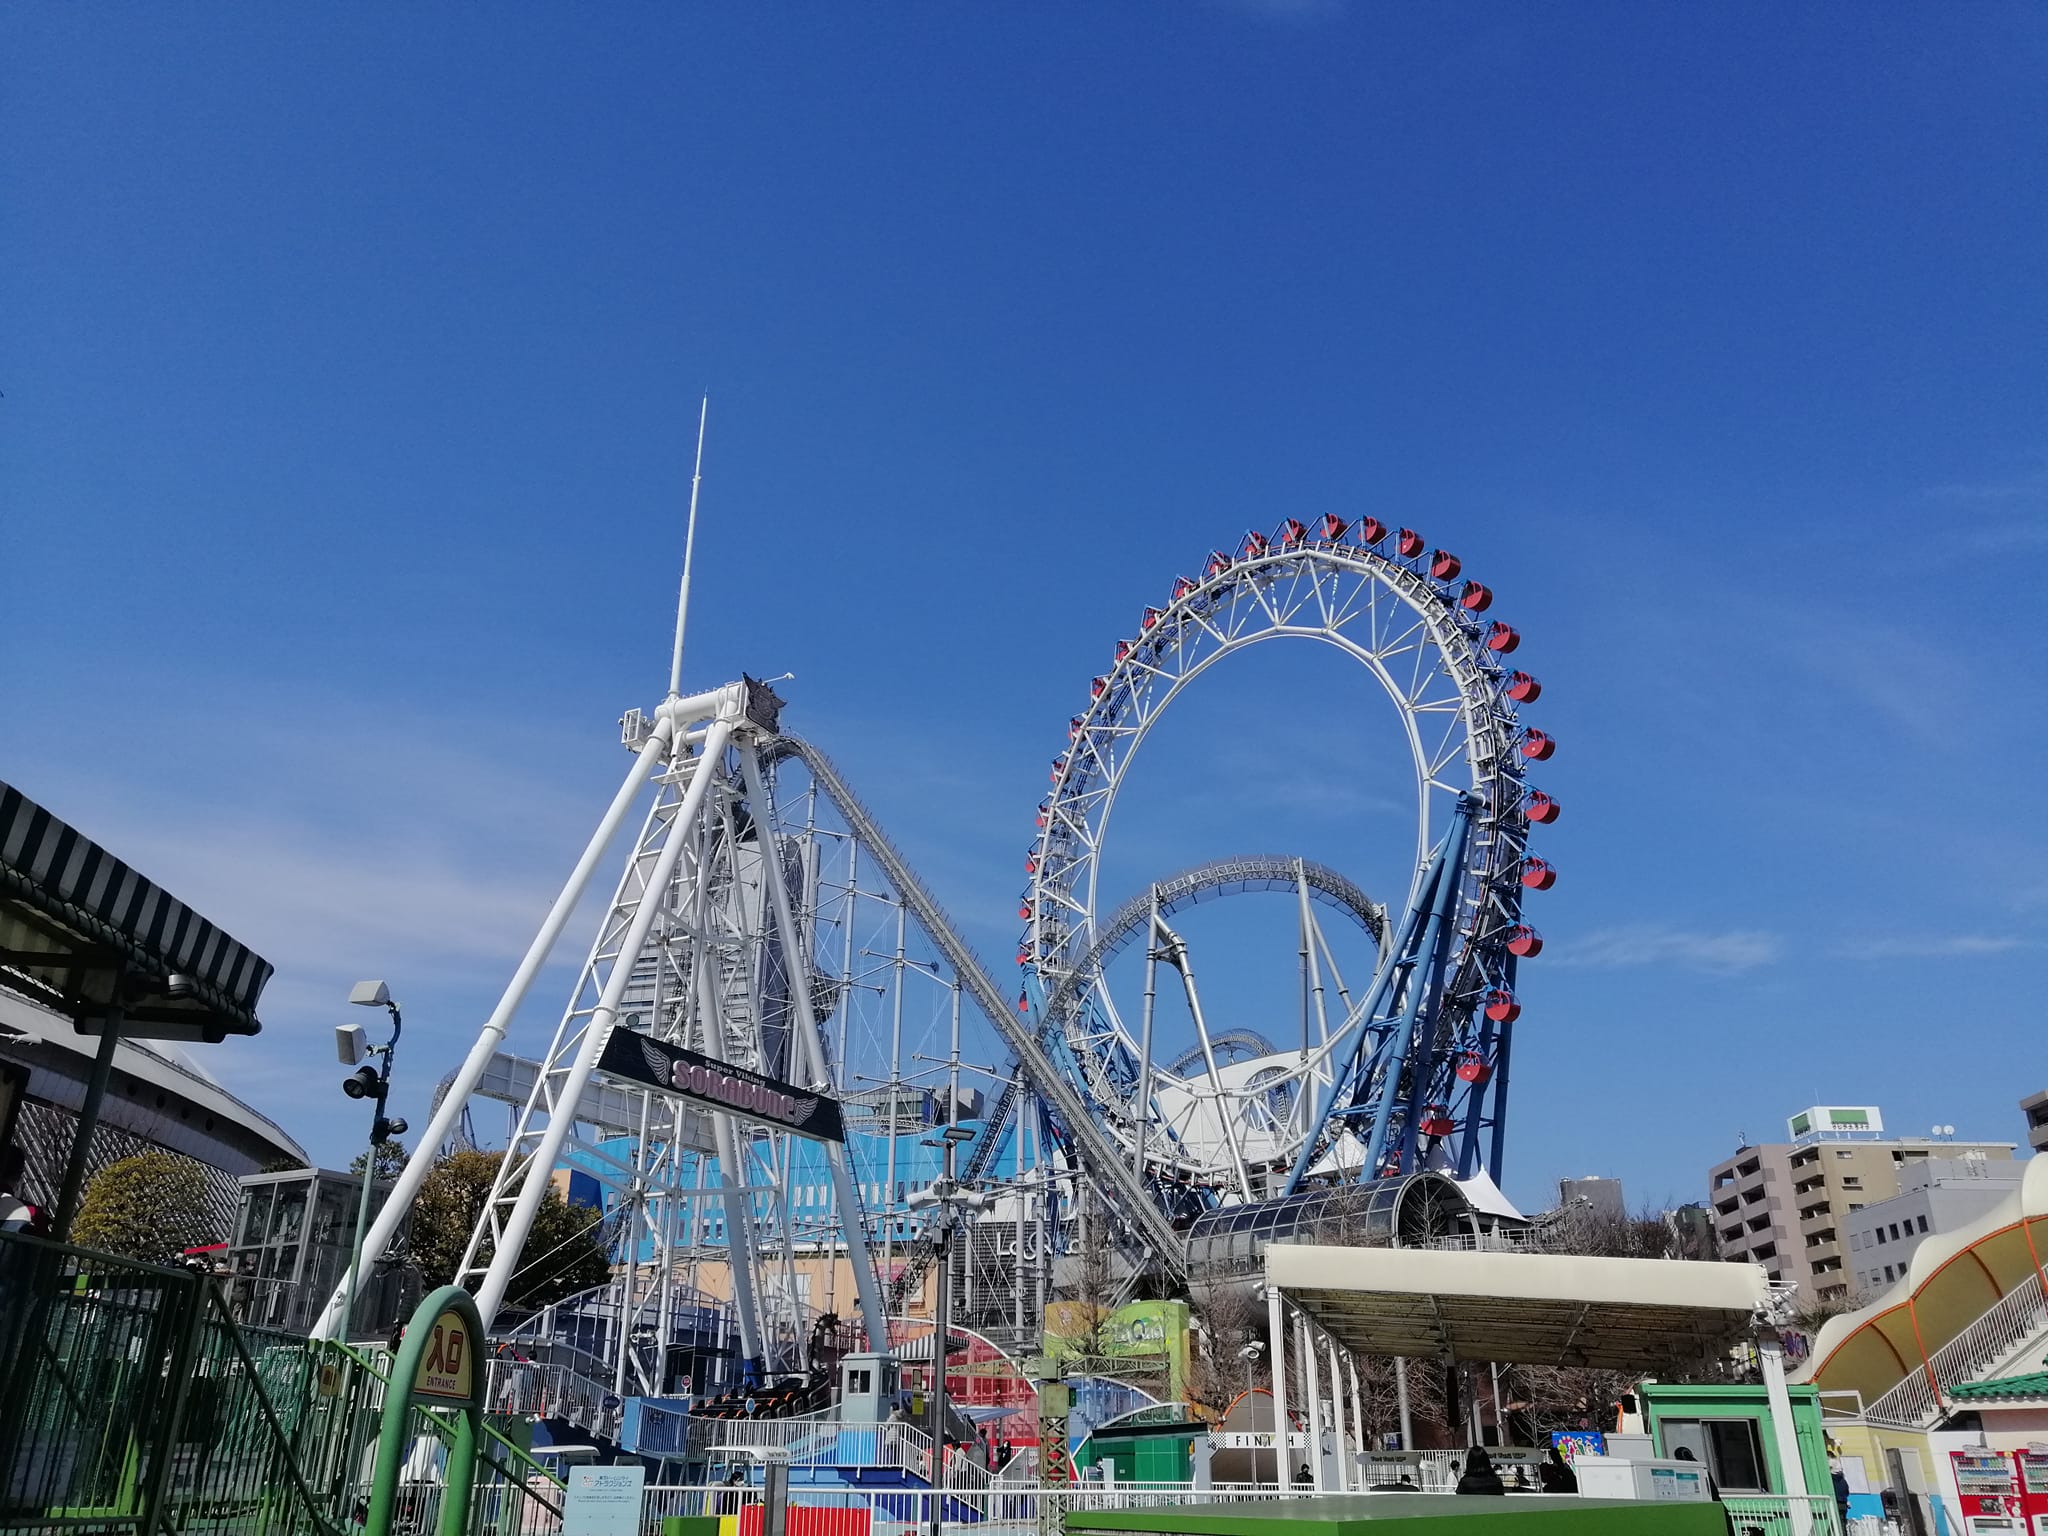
(336, 1024), (368, 1066)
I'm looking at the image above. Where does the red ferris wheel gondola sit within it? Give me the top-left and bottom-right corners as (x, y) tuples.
(1519, 857), (1557, 890)
(1419, 1105), (1457, 1138)
(1456, 1051), (1492, 1084)
(1519, 727), (1556, 761)
(1460, 581), (1493, 612)
(1505, 925), (1544, 957)
(1506, 671), (1542, 702)
(1279, 518), (1308, 548)
(1319, 513), (1349, 541)
(1484, 988), (1520, 1023)
(1430, 550), (1462, 581)
(1357, 516), (1388, 545)
(1524, 791), (1561, 824)
(1487, 623), (1520, 653)
(1396, 527), (1425, 558)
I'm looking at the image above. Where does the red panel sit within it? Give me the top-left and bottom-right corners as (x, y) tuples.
(1484, 988), (1521, 1024)
(1506, 925), (1544, 957)
(1520, 728), (1556, 760)
(1115, 639), (1132, 661)
(1024, 856), (1037, 874)
(1320, 514), (1349, 541)
(1524, 791), (1561, 824)
(1358, 516), (1388, 545)
(1173, 576), (1194, 599)
(1243, 531), (1269, 557)
(1018, 992), (1031, 1013)
(1019, 903), (1032, 920)
(1456, 1053), (1492, 1084)
(1207, 551), (1233, 577)
(1279, 518), (1307, 547)
(1487, 623), (1521, 653)
(1506, 671), (1542, 702)
(1430, 550), (1462, 581)
(1091, 676), (1107, 698)
(1519, 857), (1556, 890)
(1397, 527), (1425, 557)
(1142, 607), (1163, 630)
(1460, 581), (1493, 612)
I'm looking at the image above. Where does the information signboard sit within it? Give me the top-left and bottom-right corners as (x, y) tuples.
(563, 1465), (645, 1536)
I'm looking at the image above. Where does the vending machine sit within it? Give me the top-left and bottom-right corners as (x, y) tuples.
(2011, 1448), (2048, 1534)
(1949, 1447), (2024, 1533)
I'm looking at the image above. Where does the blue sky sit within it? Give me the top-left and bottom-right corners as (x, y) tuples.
(4, 4), (2045, 1215)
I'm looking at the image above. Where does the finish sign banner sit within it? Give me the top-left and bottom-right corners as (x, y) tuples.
(597, 1025), (845, 1143)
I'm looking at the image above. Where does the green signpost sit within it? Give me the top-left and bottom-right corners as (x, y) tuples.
(366, 1286), (485, 1536)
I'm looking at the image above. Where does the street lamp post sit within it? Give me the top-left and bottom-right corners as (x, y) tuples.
(337, 980), (408, 1345)
(908, 1124), (986, 1536)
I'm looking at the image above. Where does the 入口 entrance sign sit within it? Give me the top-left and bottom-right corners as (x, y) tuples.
(412, 1303), (475, 1403)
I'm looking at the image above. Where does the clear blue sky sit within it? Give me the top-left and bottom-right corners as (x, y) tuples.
(5, 4), (2045, 1214)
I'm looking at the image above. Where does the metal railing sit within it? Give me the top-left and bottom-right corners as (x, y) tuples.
(0, 1228), (566, 1536)
(1865, 1267), (2046, 1425)
(682, 1418), (1003, 1491)
(1721, 1495), (1843, 1536)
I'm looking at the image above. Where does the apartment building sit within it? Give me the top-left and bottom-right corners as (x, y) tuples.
(1707, 1106), (2016, 1305)
(1845, 1155), (2027, 1297)
(2021, 1089), (2048, 1156)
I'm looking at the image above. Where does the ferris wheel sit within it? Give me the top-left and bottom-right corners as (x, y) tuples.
(1018, 516), (1558, 1206)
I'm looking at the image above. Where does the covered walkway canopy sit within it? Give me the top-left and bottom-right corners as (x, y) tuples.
(1266, 1242), (1771, 1371)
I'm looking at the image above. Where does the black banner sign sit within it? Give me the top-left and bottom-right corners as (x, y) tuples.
(596, 1026), (845, 1144)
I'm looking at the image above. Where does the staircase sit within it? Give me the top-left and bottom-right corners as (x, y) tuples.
(1866, 1269), (2048, 1426)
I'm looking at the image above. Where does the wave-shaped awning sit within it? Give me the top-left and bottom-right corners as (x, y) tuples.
(0, 780), (270, 1041)
(1800, 1156), (2048, 1409)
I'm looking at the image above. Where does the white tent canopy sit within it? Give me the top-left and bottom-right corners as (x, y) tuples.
(1265, 1241), (1768, 1371)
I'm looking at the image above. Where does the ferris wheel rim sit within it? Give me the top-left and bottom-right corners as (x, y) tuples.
(1017, 524), (1548, 1182)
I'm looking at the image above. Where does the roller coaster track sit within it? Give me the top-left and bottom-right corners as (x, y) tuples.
(766, 734), (1188, 1278)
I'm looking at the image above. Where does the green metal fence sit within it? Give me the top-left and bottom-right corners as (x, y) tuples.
(0, 1231), (564, 1536)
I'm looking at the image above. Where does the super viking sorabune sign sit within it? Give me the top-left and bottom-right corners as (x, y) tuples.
(597, 1026), (846, 1143)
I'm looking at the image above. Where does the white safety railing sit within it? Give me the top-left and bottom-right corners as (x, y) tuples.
(1721, 1494), (1843, 1536)
(681, 1419), (1002, 1491)
(641, 1481), (1301, 1536)
(1865, 1268), (2046, 1426)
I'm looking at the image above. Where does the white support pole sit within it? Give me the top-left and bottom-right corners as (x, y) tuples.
(737, 742), (890, 1355)
(1158, 918), (1255, 1202)
(1759, 1331), (1815, 1530)
(1299, 1314), (1326, 1491)
(474, 718), (732, 1327)
(1346, 1355), (1365, 1461)
(1327, 1338), (1349, 1491)
(311, 719), (674, 1340)
(1267, 1285), (1291, 1492)
(1394, 1355), (1414, 1452)
(1132, 891), (1159, 1180)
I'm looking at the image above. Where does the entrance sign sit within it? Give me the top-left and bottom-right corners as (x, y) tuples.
(366, 1287), (487, 1536)
(597, 1026), (845, 1142)
(413, 1302), (476, 1403)
(564, 1465), (644, 1536)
